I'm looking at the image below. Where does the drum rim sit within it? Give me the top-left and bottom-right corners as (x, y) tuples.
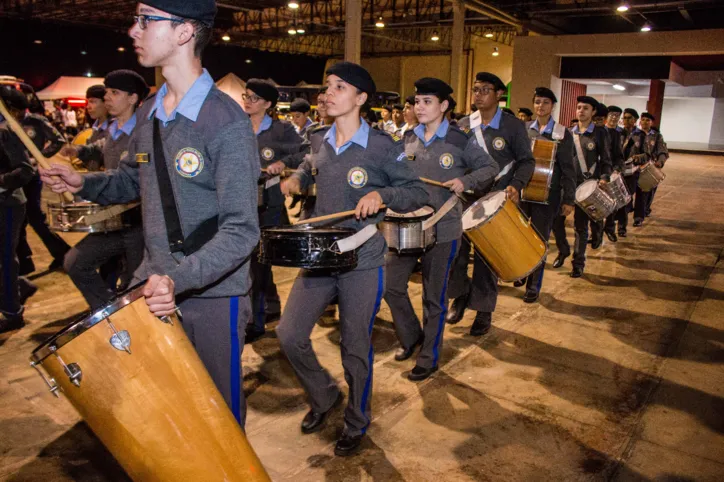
(262, 226), (356, 235)
(462, 191), (506, 231)
(30, 282), (147, 363)
(383, 205), (435, 221)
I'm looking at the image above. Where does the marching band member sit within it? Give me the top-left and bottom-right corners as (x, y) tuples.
(289, 98), (314, 137)
(445, 72), (535, 336)
(75, 85), (111, 171)
(279, 62), (428, 456)
(517, 107), (533, 123)
(379, 104), (396, 133)
(385, 77), (498, 380)
(638, 112), (669, 222)
(616, 108), (647, 235)
(603, 105), (625, 242)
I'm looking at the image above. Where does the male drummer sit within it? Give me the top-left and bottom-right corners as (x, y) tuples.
(40, 0), (260, 427)
(289, 98), (314, 137)
(445, 72), (535, 336)
(59, 70), (149, 310)
(279, 62), (428, 456)
(398, 95), (418, 136)
(75, 85), (110, 171)
(637, 112), (668, 223)
(517, 107), (533, 123)
(551, 96), (612, 278)
(602, 105), (625, 242)
(618, 108), (647, 234)
(516, 87), (576, 303)
(385, 78), (498, 381)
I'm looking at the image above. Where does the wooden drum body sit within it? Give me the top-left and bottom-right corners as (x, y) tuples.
(522, 138), (557, 204)
(462, 191), (547, 282)
(259, 226), (357, 270)
(380, 206), (436, 254)
(47, 201), (125, 233)
(637, 162), (665, 192)
(575, 180), (617, 222)
(30, 284), (270, 482)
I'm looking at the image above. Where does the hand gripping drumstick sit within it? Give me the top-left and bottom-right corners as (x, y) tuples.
(295, 204), (387, 226)
(419, 177), (475, 195)
(0, 97), (74, 202)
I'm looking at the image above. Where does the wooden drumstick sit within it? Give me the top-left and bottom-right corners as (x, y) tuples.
(0, 97), (74, 202)
(419, 177), (474, 195)
(295, 204), (387, 226)
(261, 167), (297, 176)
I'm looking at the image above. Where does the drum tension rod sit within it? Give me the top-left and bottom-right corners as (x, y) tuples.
(30, 362), (60, 397)
(106, 319), (132, 355)
(50, 347), (83, 387)
(159, 307), (182, 326)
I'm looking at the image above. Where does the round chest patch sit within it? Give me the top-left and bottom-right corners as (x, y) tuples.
(635, 140), (641, 148)
(261, 147), (275, 161)
(649, 139), (656, 147)
(24, 127), (36, 139)
(175, 147), (204, 178)
(493, 137), (506, 150)
(348, 167), (368, 188)
(586, 141), (596, 151)
(439, 153), (454, 169)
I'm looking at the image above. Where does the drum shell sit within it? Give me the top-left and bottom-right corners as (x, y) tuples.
(31, 288), (270, 482)
(575, 181), (617, 222)
(463, 194), (547, 281)
(637, 163), (665, 192)
(47, 202), (125, 233)
(600, 172), (632, 210)
(71, 128), (94, 146)
(259, 227), (357, 270)
(522, 139), (557, 204)
(381, 212), (436, 254)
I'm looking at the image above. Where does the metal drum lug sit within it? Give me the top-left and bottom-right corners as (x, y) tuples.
(30, 361), (61, 397)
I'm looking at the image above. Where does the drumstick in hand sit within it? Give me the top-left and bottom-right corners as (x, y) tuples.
(0, 97), (74, 202)
(295, 204), (387, 226)
(420, 177), (474, 195)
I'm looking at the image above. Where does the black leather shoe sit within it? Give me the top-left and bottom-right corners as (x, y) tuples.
(523, 290), (539, 304)
(445, 293), (469, 325)
(469, 312), (491, 336)
(645, 209), (652, 218)
(570, 266), (584, 278)
(552, 254), (568, 269)
(244, 325), (265, 344)
(334, 433), (365, 457)
(18, 277), (38, 305)
(301, 392), (344, 434)
(618, 229), (627, 238)
(591, 236), (603, 250)
(513, 278), (526, 288)
(408, 365), (438, 382)
(394, 336), (423, 361)
(605, 231), (618, 243)
(0, 309), (25, 334)
(633, 218), (643, 227)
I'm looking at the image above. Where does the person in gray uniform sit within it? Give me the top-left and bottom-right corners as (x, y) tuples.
(74, 85), (111, 171)
(243, 78), (304, 342)
(59, 70), (149, 310)
(445, 72), (535, 336)
(517, 107), (533, 123)
(41, 0), (260, 428)
(0, 87), (35, 333)
(279, 62), (428, 456)
(603, 105), (625, 242)
(617, 108), (647, 235)
(385, 77), (498, 381)
(637, 112), (669, 223)
(515, 87), (576, 303)
(551, 96), (612, 278)
(289, 97), (314, 137)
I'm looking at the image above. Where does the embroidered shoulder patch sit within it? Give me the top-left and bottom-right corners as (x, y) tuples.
(396, 152), (407, 162)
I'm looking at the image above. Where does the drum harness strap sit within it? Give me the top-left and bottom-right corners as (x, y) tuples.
(472, 125), (515, 183)
(573, 133), (596, 180)
(333, 224), (378, 253)
(421, 195), (459, 231)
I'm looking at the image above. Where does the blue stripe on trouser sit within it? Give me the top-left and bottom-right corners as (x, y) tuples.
(360, 266), (384, 433)
(229, 296), (242, 424)
(3, 208), (14, 311)
(433, 239), (458, 367)
(534, 266), (544, 292)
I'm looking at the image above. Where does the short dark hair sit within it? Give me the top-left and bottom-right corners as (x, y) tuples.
(188, 20), (212, 58)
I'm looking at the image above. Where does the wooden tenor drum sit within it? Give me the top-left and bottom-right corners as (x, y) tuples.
(30, 283), (271, 482)
(521, 138), (557, 204)
(462, 191), (547, 281)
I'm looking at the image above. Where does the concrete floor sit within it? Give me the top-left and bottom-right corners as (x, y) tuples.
(1, 152), (723, 481)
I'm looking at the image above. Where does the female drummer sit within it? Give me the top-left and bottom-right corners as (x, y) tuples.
(242, 79), (304, 342)
(279, 62), (428, 457)
(384, 78), (498, 381)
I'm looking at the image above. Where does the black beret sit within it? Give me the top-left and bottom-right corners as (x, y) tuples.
(518, 107), (533, 117)
(405, 95), (415, 105)
(595, 103), (609, 117)
(475, 72), (506, 92)
(381, 105), (393, 112)
(624, 108), (639, 119)
(577, 95), (599, 109)
(326, 61), (376, 95)
(142, 0), (217, 26)
(607, 105), (622, 114)
(414, 77), (454, 99)
(86, 85), (106, 100)
(104, 70), (149, 99)
(289, 98), (311, 113)
(501, 107), (515, 115)
(534, 87), (557, 103)
(447, 96), (457, 113)
(641, 112), (655, 121)
(392, 103), (404, 111)
(246, 79), (279, 107)
(0, 85), (28, 111)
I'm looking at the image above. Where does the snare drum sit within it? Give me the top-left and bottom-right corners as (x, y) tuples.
(259, 226), (357, 270)
(575, 180), (617, 222)
(380, 206), (436, 254)
(47, 201), (125, 233)
(29, 283), (270, 482)
(637, 162), (665, 192)
(601, 171), (632, 210)
(462, 191), (547, 282)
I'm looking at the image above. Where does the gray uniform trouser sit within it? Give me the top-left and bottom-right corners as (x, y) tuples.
(64, 225), (144, 310)
(552, 205), (599, 269)
(0, 204), (25, 316)
(384, 240), (459, 369)
(277, 266), (385, 437)
(178, 295), (250, 428)
(521, 186), (561, 294)
(447, 236), (499, 313)
(250, 206), (288, 330)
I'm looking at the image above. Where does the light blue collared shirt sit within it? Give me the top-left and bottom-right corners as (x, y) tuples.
(414, 118), (449, 147)
(93, 118), (109, 131)
(531, 117), (555, 136)
(256, 114), (272, 136)
(149, 69), (215, 125)
(480, 107), (502, 130)
(324, 119), (369, 155)
(572, 122), (595, 135)
(108, 113), (136, 141)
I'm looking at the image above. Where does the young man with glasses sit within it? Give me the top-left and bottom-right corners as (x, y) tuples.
(40, 0), (261, 428)
(445, 72), (535, 336)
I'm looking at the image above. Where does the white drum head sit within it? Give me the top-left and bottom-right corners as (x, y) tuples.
(385, 206), (434, 218)
(610, 172), (621, 183)
(575, 180), (598, 202)
(462, 191), (506, 230)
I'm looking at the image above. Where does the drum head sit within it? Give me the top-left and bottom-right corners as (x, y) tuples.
(384, 206), (434, 220)
(263, 226), (355, 235)
(575, 180), (599, 202)
(462, 191), (506, 230)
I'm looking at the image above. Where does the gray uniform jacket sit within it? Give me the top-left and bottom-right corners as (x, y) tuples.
(0, 125), (33, 206)
(293, 126), (429, 271)
(402, 124), (498, 243)
(79, 87), (261, 298)
(605, 126), (625, 173)
(643, 129), (669, 167)
(258, 120), (304, 208)
(526, 121), (577, 207)
(570, 124), (612, 184)
(619, 127), (648, 175)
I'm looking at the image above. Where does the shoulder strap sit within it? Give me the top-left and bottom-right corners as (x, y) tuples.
(552, 122), (566, 140)
(572, 133), (595, 177)
(153, 118), (185, 254)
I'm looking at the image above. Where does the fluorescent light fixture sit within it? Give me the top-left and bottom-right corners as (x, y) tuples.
(288, 26), (297, 35)
(245, 59), (252, 64)
(81, 51), (87, 55)
(431, 31), (440, 41)
(613, 84), (626, 91)
(492, 47), (499, 57)
(375, 17), (385, 28)
(485, 32), (494, 38)
(296, 26), (305, 34)
(616, 3), (629, 12)
(34, 39), (42, 44)
(117, 47), (125, 52)
(86, 72), (93, 78)
(288, 1), (299, 9)
(221, 34), (231, 42)
(641, 24), (652, 32)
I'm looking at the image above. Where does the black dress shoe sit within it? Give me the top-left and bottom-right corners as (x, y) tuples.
(334, 433), (365, 457)
(469, 312), (491, 336)
(445, 293), (469, 325)
(618, 229), (627, 238)
(244, 325), (265, 344)
(18, 277), (38, 305)
(645, 209), (652, 217)
(394, 336), (423, 361)
(301, 392), (344, 434)
(513, 277), (526, 288)
(408, 365), (438, 382)
(633, 218), (643, 227)
(605, 231), (618, 243)
(552, 254), (569, 269)
(570, 266), (584, 278)
(0, 309), (25, 334)
(591, 236), (603, 250)
(523, 290), (539, 304)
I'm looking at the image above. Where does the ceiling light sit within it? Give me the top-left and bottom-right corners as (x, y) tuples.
(288, 1), (299, 9)
(492, 47), (499, 57)
(288, 26), (297, 35)
(117, 47), (125, 52)
(431, 31), (439, 42)
(86, 72), (93, 78)
(641, 24), (652, 32)
(34, 39), (42, 44)
(485, 32), (494, 38)
(81, 50), (87, 55)
(616, 3), (629, 13)
(613, 84), (626, 91)
(245, 59), (252, 64)
(375, 17), (385, 28)
(221, 34), (231, 42)
(296, 26), (305, 34)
